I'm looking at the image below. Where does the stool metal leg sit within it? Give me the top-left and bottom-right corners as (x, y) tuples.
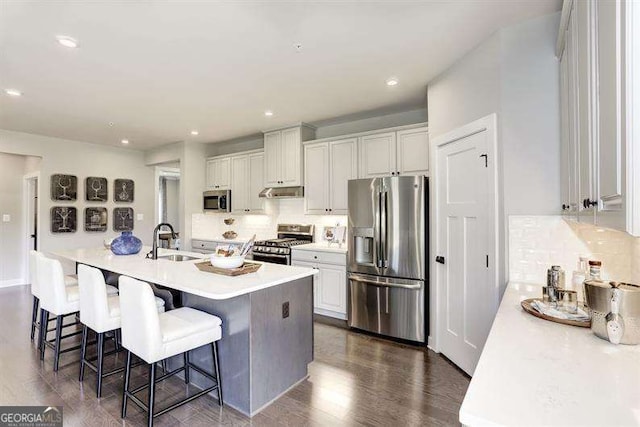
(96, 332), (105, 398)
(39, 309), (49, 360)
(213, 342), (223, 407)
(53, 315), (63, 371)
(183, 351), (190, 384)
(121, 350), (132, 419)
(30, 296), (39, 340)
(79, 325), (88, 381)
(148, 363), (157, 427)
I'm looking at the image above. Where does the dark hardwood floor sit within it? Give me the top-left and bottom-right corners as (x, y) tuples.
(0, 285), (469, 426)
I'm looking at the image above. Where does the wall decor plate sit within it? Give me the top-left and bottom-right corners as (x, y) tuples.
(114, 179), (134, 202)
(51, 206), (77, 233)
(113, 207), (134, 231)
(86, 177), (108, 202)
(84, 207), (107, 232)
(51, 174), (77, 201)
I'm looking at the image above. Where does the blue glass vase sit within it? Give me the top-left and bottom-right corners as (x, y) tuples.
(110, 231), (142, 255)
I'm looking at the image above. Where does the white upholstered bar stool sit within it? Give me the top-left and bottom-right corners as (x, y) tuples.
(37, 255), (83, 371)
(29, 251), (116, 343)
(77, 264), (166, 398)
(119, 276), (223, 427)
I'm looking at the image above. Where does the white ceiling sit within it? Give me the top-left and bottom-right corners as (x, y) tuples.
(0, 0), (561, 149)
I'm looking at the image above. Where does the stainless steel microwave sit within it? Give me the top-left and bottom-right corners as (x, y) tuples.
(203, 190), (231, 212)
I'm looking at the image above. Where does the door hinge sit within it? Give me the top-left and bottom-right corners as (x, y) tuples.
(480, 154), (488, 167)
(486, 255), (489, 268)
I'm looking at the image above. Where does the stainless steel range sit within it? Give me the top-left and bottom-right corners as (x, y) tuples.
(252, 224), (314, 265)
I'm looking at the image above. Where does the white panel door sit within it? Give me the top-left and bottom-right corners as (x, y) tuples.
(359, 132), (396, 178)
(434, 115), (497, 376)
(281, 127), (302, 186)
(264, 131), (281, 187)
(304, 143), (329, 214)
(316, 263), (347, 315)
(567, 6), (580, 213)
(214, 157), (231, 190)
(231, 156), (248, 213)
(329, 138), (358, 214)
(576, 0), (596, 211)
(205, 159), (216, 189)
(248, 153), (265, 212)
(596, 0), (623, 210)
(396, 127), (429, 176)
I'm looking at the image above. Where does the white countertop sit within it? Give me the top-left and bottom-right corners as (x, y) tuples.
(54, 247), (316, 300)
(460, 282), (640, 427)
(291, 242), (348, 254)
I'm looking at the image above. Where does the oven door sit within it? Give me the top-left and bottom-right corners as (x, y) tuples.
(252, 252), (290, 265)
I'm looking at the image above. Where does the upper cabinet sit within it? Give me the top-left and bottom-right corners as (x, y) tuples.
(205, 157), (231, 190)
(558, 0), (638, 235)
(358, 126), (429, 178)
(231, 151), (264, 214)
(304, 138), (358, 215)
(263, 124), (316, 188)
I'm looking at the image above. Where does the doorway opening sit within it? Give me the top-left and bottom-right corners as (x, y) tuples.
(155, 164), (181, 249)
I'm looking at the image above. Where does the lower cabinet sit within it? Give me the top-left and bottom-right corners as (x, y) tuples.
(291, 249), (347, 320)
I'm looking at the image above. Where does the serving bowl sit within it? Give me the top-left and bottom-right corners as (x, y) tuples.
(210, 254), (245, 269)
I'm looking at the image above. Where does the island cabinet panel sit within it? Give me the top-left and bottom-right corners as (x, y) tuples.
(181, 276), (313, 417)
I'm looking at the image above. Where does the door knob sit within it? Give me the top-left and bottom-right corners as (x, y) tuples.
(435, 256), (445, 264)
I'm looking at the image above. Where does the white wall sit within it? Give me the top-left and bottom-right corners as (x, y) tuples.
(427, 12), (561, 296)
(0, 129), (156, 275)
(164, 178), (180, 228)
(203, 107), (428, 157)
(0, 153), (28, 285)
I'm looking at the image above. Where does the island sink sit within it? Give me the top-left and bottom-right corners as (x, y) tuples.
(157, 254), (199, 262)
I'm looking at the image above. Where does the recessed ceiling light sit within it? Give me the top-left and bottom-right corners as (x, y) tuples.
(190, 130), (199, 136)
(386, 77), (399, 86)
(264, 110), (274, 117)
(121, 139), (129, 145)
(5, 89), (22, 97)
(56, 35), (79, 48)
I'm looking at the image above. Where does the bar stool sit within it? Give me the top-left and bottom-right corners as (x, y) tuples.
(77, 264), (166, 398)
(37, 255), (82, 371)
(29, 251), (118, 342)
(119, 276), (223, 427)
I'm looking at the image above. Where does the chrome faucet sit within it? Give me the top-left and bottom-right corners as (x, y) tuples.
(147, 223), (177, 260)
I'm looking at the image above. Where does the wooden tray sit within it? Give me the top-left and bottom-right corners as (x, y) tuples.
(521, 298), (591, 328)
(195, 261), (262, 276)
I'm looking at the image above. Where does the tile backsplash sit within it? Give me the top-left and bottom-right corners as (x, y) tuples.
(509, 216), (639, 294)
(192, 199), (347, 244)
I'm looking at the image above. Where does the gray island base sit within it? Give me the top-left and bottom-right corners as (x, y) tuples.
(179, 276), (313, 416)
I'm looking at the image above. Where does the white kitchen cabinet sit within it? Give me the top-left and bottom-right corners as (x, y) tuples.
(230, 150), (264, 214)
(291, 249), (347, 320)
(396, 127), (430, 176)
(358, 127), (429, 178)
(205, 157), (231, 190)
(359, 132), (396, 178)
(248, 153), (265, 212)
(304, 137), (357, 215)
(263, 124), (315, 188)
(303, 143), (329, 214)
(557, 0), (638, 235)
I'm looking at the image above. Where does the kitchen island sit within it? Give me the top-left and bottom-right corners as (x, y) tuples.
(54, 247), (317, 417)
(460, 282), (640, 426)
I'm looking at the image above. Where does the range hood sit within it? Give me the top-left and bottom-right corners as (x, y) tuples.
(259, 186), (304, 199)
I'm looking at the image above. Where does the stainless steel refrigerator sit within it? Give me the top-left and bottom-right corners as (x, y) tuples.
(347, 176), (427, 343)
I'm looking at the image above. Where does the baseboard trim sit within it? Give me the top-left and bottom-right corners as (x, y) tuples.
(0, 279), (27, 288)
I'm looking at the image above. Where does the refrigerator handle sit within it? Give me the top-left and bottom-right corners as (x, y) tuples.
(380, 190), (388, 268)
(375, 190), (382, 268)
